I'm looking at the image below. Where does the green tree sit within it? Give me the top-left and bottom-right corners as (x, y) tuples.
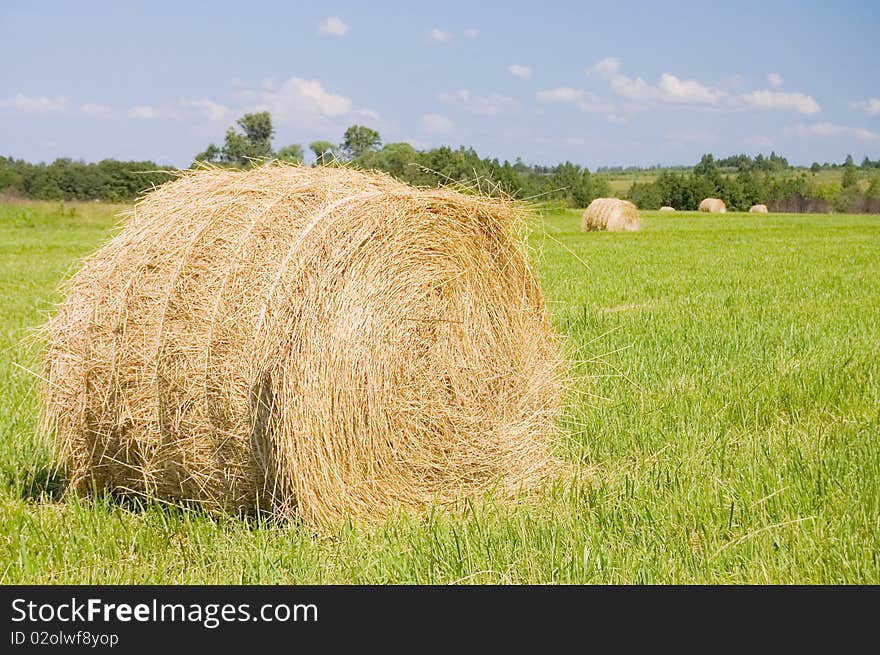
(236, 112), (274, 151)
(277, 144), (304, 164)
(737, 170), (767, 209)
(693, 153), (716, 176)
(341, 125), (382, 161)
(768, 151), (789, 171)
(221, 128), (252, 165)
(194, 143), (222, 164)
(194, 111), (275, 166)
(841, 163), (858, 189)
(810, 162), (821, 173)
(310, 141), (337, 166)
(723, 174), (746, 211)
(358, 142), (419, 180)
(224, 112), (274, 164)
(0, 157), (25, 193)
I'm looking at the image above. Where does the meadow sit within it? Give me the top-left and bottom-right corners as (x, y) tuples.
(1, 200), (878, 583)
(603, 166), (859, 195)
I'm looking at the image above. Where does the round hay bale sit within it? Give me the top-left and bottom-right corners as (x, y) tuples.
(749, 204), (768, 213)
(698, 198), (727, 213)
(581, 198), (640, 232)
(659, 206), (675, 212)
(40, 164), (565, 529)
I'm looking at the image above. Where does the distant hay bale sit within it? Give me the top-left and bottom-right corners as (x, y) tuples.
(749, 204), (768, 213)
(659, 206), (675, 212)
(40, 164), (565, 529)
(581, 198), (640, 232)
(699, 198), (727, 213)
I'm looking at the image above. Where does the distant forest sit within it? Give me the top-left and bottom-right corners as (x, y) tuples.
(3, 111), (879, 212)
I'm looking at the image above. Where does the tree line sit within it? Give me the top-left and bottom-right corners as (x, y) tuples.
(0, 111), (609, 207)
(626, 153), (880, 213)
(191, 112), (610, 205)
(0, 157), (174, 203)
(2, 111), (878, 212)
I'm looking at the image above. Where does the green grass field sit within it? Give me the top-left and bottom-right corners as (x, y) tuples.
(602, 167), (866, 195)
(1, 201), (878, 583)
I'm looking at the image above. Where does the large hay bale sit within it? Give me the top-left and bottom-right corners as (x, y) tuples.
(581, 198), (640, 232)
(699, 198), (727, 213)
(41, 164), (565, 528)
(659, 206), (675, 212)
(749, 204), (768, 213)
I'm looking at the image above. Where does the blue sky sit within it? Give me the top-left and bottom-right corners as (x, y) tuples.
(1, 0), (878, 167)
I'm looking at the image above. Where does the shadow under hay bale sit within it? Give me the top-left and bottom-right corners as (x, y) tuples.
(581, 198), (640, 232)
(40, 164), (566, 529)
(18, 462), (67, 502)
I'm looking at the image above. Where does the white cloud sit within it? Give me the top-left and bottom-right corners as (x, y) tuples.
(786, 122), (879, 141)
(128, 105), (166, 119)
(537, 87), (584, 103)
(178, 98), (231, 121)
(851, 98), (880, 116)
(228, 76), (376, 131)
(586, 57), (817, 115)
(508, 64), (532, 79)
(235, 89), (258, 103)
(80, 103), (113, 118)
(608, 74), (657, 100)
(464, 28), (479, 38)
(318, 17), (349, 37)
(127, 99), (231, 122)
(767, 72), (783, 88)
(588, 57), (724, 105)
(129, 101), (227, 122)
(536, 87), (616, 117)
(125, 78), (371, 130)
(260, 76), (352, 121)
(421, 113), (455, 134)
(438, 89), (518, 115)
(588, 57), (621, 79)
(657, 74), (725, 104)
(609, 71), (724, 104)
(740, 90), (820, 115)
(430, 28), (450, 42)
(356, 108), (381, 122)
(0, 93), (70, 113)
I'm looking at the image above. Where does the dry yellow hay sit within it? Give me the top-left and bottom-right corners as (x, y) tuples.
(581, 198), (640, 232)
(40, 164), (565, 529)
(659, 206), (675, 212)
(749, 204), (769, 213)
(698, 198), (727, 213)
